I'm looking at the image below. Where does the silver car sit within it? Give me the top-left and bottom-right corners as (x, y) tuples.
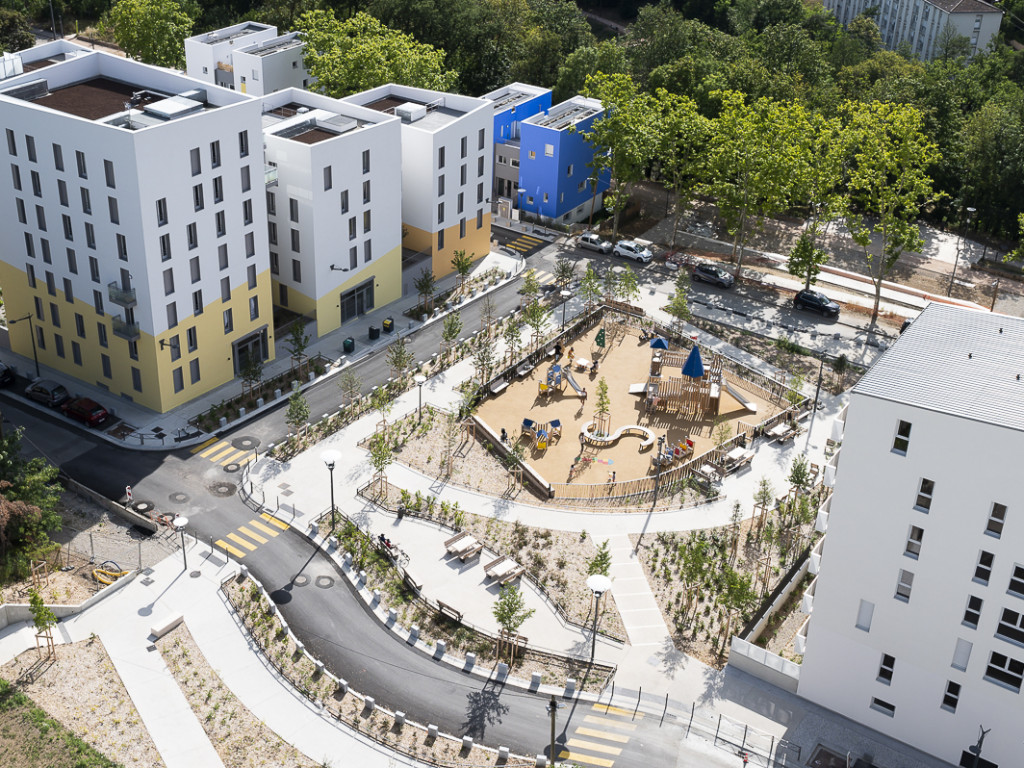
(577, 232), (612, 254)
(613, 240), (653, 263)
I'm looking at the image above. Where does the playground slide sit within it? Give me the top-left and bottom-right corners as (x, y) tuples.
(564, 369), (584, 395)
(723, 379), (758, 414)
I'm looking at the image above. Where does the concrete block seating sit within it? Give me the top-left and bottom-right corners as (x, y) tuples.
(150, 612), (184, 640)
(580, 421), (656, 451)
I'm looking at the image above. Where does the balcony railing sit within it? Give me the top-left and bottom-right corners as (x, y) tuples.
(112, 316), (140, 341)
(265, 165), (278, 186)
(108, 281), (137, 307)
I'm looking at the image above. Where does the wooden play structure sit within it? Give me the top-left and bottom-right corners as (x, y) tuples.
(641, 343), (758, 420)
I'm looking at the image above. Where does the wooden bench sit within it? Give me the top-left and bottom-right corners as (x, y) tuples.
(437, 600), (463, 623)
(499, 566), (526, 585)
(459, 542), (484, 562)
(444, 531), (469, 551)
(483, 555), (508, 578)
(489, 380), (509, 395)
(516, 362), (535, 377)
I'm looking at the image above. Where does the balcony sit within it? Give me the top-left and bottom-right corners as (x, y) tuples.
(108, 281), (137, 308)
(112, 316), (140, 341)
(800, 576), (817, 615)
(265, 165), (278, 187)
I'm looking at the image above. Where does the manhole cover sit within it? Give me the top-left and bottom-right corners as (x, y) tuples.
(132, 500), (155, 515)
(292, 575), (310, 587)
(141, 577), (154, 586)
(209, 482), (237, 497)
(269, 588), (291, 604)
(232, 436), (260, 451)
(223, 463), (240, 473)
(169, 492), (189, 504)
(315, 576), (334, 589)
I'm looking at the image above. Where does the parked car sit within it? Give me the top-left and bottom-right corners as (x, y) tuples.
(0, 362), (13, 387)
(793, 289), (841, 318)
(24, 379), (70, 408)
(577, 231), (612, 254)
(61, 397), (110, 427)
(613, 240), (653, 263)
(692, 262), (735, 288)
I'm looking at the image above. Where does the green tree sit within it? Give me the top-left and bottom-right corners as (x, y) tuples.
(285, 390), (310, 436)
(617, 265), (640, 304)
(842, 100), (942, 324)
(470, 335), (496, 385)
(413, 267), (437, 315)
(788, 453), (811, 492)
(680, 538), (709, 617)
(370, 385), (395, 425)
(385, 336), (414, 380)
(338, 369), (363, 406)
(285, 322), (311, 375)
(441, 311), (463, 355)
(0, 8), (34, 52)
(602, 268), (619, 299)
(594, 376), (611, 421)
(665, 269), (691, 330)
(368, 429), (395, 492)
(553, 41), (630, 102)
(521, 299), (551, 349)
(933, 21), (972, 62)
(520, 268), (541, 302)
(28, 588), (57, 653)
(298, 10), (457, 98)
(492, 583), (535, 639)
(103, 0), (195, 68)
(451, 250), (473, 292)
(786, 233), (830, 290)
(240, 354), (263, 399)
(578, 264), (603, 309)
(587, 539), (612, 576)
(502, 318), (523, 364)
(554, 256), (575, 289)
(655, 90), (712, 250)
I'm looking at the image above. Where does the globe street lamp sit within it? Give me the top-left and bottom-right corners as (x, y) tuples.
(172, 516), (189, 570)
(321, 450), (341, 534)
(586, 574), (612, 662)
(414, 374), (427, 421)
(560, 290), (572, 331)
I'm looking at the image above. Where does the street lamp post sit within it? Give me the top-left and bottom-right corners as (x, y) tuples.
(560, 290), (571, 331)
(547, 694), (560, 767)
(173, 516), (189, 570)
(414, 374), (427, 421)
(586, 574), (612, 662)
(652, 435), (666, 511)
(321, 450), (340, 534)
(947, 206), (977, 296)
(9, 315), (40, 379)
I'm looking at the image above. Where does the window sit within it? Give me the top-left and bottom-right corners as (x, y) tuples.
(567, 163), (574, 177)
(216, 211), (226, 237)
(364, 240), (372, 263)
(895, 569), (914, 602)
(74, 313), (85, 338)
(190, 147), (202, 176)
(103, 159), (115, 188)
(869, 698), (895, 717)
(291, 229), (300, 252)
(45, 271), (56, 296)
(362, 149), (370, 173)
(108, 196), (119, 224)
(291, 259), (301, 282)
(975, 551), (994, 585)
(348, 218), (356, 240)
(131, 366), (143, 392)
(247, 264), (257, 290)
(289, 198), (299, 223)
(265, 221), (276, 246)
(544, 143), (554, 157)
(5, 129), (15, 156)
(527, 196), (534, 205)
(187, 256), (200, 284)
(49, 303), (60, 326)
(116, 234), (127, 261)
(438, 146), (445, 169)
(963, 596), (983, 628)
(478, 128), (485, 150)
(240, 166), (251, 192)
(476, 210), (483, 229)
(24, 135), (35, 161)
(54, 334), (64, 359)
(460, 164), (467, 185)
(79, 188), (91, 217)
(279, 284), (288, 306)
(41, 238), (51, 263)
(915, 478), (934, 511)
(438, 202), (444, 224)
(323, 166), (332, 191)
(985, 651), (1024, 692)
(249, 296), (259, 321)
(460, 218), (466, 238)
(460, 136), (467, 159)
(1008, 565), (1024, 597)
(36, 205), (46, 231)
(30, 170), (41, 197)
(438, 175), (445, 196)
(363, 210), (371, 233)
(187, 223), (198, 250)
(190, 358), (200, 384)
(66, 248), (77, 274)
(997, 608), (1024, 646)
(457, 192), (464, 215)
(93, 289), (103, 316)
(218, 244), (229, 271)
(72, 340), (83, 365)
(52, 143), (63, 171)
(173, 368), (184, 393)
(362, 180), (370, 204)
(220, 277), (231, 302)
(349, 246), (358, 270)
(437, 230), (444, 250)
(213, 176), (223, 203)
(85, 222), (95, 249)
(269, 251), (278, 275)
(192, 290), (203, 316)
(166, 302), (178, 329)
(242, 199), (252, 225)
(97, 322), (107, 348)
(210, 140), (221, 168)
(156, 197), (168, 225)
(905, 526), (923, 558)
(33, 296), (42, 319)
(25, 234), (34, 259)
(986, 503), (1007, 538)
(164, 269), (175, 296)
(266, 191), (276, 215)
(578, 180), (586, 193)
(222, 308), (233, 333)
(193, 184), (204, 211)
(245, 232), (255, 258)
(941, 681), (961, 713)
(478, 156), (484, 176)
(340, 190), (349, 214)
(877, 654), (895, 684)
(893, 420), (912, 454)
(99, 353), (111, 379)
(76, 150), (87, 178)
(168, 334), (180, 361)
(238, 131), (249, 157)
(16, 198), (25, 224)
(187, 327), (197, 352)
(62, 278), (73, 303)
(10, 164), (20, 191)
(159, 234), (171, 261)
(543, 193), (549, 203)
(62, 214), (72, 240)
(128, 340), (138, 361)
(35, 326), (44, 350)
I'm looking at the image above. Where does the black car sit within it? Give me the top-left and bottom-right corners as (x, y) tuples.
(793, 289), (840, 318)
(0, 362), (13, 387)
(692, 263), (735, 288)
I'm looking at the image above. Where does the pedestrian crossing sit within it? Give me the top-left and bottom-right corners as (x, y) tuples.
(215, 513), (288, 558)
(558, 703), (640, 767)
(191, 437), (257, 468)
(534, 269), (556, 286)
(505, 232), (546, 255)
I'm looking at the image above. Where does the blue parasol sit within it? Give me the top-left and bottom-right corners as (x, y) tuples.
(682, 345), (705, 378)
(649, 337), (669, 349)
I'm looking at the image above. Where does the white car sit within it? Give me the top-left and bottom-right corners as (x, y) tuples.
(613, 240), (653, 263)
(577, 231), (612, 254)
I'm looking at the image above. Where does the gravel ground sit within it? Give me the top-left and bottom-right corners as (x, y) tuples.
(0, 638), (163, 768)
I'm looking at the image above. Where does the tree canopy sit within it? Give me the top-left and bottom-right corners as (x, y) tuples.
(103, 0), (195, 68)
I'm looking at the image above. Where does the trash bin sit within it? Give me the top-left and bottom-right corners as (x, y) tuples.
(343, 337), (355, 354)
(368, 325), (380, 340)
(382, 317), (394, 333)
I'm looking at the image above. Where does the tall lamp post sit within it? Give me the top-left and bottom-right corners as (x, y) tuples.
(173, 516), (189, 570)
(947, 206), (977, 296)
(560, 290), (572, 331)
(652, 435), (666, 511)
(321, 450), (340, 534)
(414, 374), (427, 421)
(9, 314), (40, 379)
(586, 574), (612, 662)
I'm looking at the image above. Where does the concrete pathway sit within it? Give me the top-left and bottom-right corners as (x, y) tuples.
(605, 534), (670, 649)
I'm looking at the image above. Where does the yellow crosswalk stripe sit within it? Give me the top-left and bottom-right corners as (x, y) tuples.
(557, 750), (614, 767)
(207, 445), (237, 462)
(567, 739), (622, 756)
(199, 440), (229, 458)
(191, 437), (218, 454)
(237, 525), (268, 544)
(592, 703), (642, 718)
(575, 727), (630, 743)
(260, 512), (288, 530)
(219, 449), (250, 466)
(216, 539), (246, 558)
(583, 715), (637, 731)
(226, 532), (257, 551)
(249, 519), (279, 537)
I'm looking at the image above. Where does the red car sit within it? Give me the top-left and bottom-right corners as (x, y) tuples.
(62, 397), (109, 427)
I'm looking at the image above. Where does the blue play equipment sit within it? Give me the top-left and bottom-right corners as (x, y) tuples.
(564, 369), (584, 395)
(682, 345), (705, 378)
(547, 364), (563, 388)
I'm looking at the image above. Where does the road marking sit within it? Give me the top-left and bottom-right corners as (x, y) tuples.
(583, 715), (637, 731)
(216, 539), (246, 558)
(191, 437), (218, 454)
(249, 519), (279, 537)
(208, 445), (238, 462)
(237, 525), (268, 544)
(226, 532), (258, 551)
(592, 703), (642, 718)
(566, 738), (623, 756)
(575, 727), (630, 743)
(199, 440), (229, 458)
(557, 750), (614, 767)
(260, 512), (289, 530)
(219, 449), (250, 466)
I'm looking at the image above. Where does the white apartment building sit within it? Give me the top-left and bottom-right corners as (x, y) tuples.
(0, 52), (274, 413)
(826, 0), (1002, 59)
(343, 84), (493, 279)
(184, 21), (277, 92)
(261, 89), (402, 337)
(233, 32), (310, 97)
(799, 303), (1024, 768)
(1, 38), (91, 79)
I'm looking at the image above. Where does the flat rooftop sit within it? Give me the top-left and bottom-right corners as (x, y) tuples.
(486, 87), (543, 112)
(193, 23), (270, 46)
(363, 95), (464, 130)
(263, 103), (368, 143)
(240, 35), (302, 57)
(26, 77), (160, 120)
(853, 303), (1024, 431)
(526, 99), (600, 131)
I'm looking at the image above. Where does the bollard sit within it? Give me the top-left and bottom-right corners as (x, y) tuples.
(408, 625), (419, 645)
(358, 569), (366, 584)
(387, 608), (397, 623)
(498, 746), (509, 763)
(274, 388), (282, 400)
(496, 662), (509, 681)
(395, 711), (406, 727)
(435, 640), (446, 658)
(363, 696), (375, 713)
(343, 552), (352, 568)
(219, 416), (228, 428)
(462, 736), (473, 751)
(530, 672), (542, 690)
(239, 406), (246, 417)
(427, 724), (438, 741)
(240, 565), (249, 579)
(310, 523), (318, 537)
(295, 641), (304, 655)
(465, 652), (476, 669)
(535, 756), (546, 767)
(372, 588), (380, 604)
(257, 397), (264, 408)
(337, 678), (348, 695)
(564, 678), (576, 697)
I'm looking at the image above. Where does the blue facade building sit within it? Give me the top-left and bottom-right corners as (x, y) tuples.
(482, 83), (551, 204)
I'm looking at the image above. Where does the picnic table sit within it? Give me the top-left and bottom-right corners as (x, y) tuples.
(768, 422), (795, 441)
(444, 532), (480, 557)
(484, 555), (525, 584)
(574, 358), (590, 371)
(725, 445), (747, 463)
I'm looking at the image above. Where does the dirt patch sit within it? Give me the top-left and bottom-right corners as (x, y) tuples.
(0, 639), (163, 768)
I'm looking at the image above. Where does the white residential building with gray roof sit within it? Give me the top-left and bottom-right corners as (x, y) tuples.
(798, 303), (1024, 768)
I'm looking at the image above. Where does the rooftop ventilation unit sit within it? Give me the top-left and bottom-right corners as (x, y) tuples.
(0, 77), (48, 101)
(0, 52), (24, 81)
(395, 102), (427, 123)
(297, 106), (309, 114)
